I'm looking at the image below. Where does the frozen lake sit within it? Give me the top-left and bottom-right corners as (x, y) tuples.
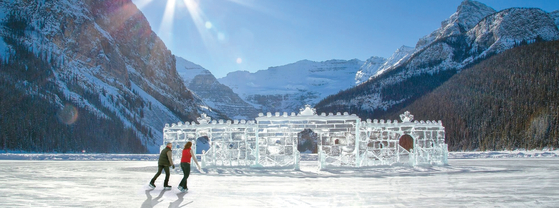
(1, 154), (558, 207)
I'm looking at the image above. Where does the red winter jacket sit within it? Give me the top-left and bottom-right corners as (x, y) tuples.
(181, 148), (192, 163)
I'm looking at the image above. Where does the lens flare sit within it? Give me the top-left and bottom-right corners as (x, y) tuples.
(236, 58), (242, 64)
(217, 32), (226, 41)
(205, 21), (212, 29)
(183, 0), (212, 45)
(57, 104), (78, 125)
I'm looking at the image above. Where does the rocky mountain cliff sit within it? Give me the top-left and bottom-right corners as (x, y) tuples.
(176, 57), (259, 120)
(0, 0), (220, 153)
(219, 59), (364, 116)
(317, 0), (559, 119)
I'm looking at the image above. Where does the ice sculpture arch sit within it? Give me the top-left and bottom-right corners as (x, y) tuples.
(163, 105), (448, 170)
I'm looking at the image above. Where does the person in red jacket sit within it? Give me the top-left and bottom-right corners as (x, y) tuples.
(178, 141), (200, 192)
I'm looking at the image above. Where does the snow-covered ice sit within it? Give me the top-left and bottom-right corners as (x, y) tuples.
(0, 151), (558, 207)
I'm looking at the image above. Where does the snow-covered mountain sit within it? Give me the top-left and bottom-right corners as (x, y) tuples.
(219, 59), (364, 115)
(551, 11), (559, 26)
(415, 0), (497, 51)
(0, 0), (221, 153)
(465, 8), (559, 58)
(317, 0), (559, 117)
(354, 45), (415, 85)
(354, 56), (385, 85)
(176, 56), (259, 120)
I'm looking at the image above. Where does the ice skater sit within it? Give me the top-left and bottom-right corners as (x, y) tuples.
(149, 142), (175, 189)
(178, 141), (200, 192)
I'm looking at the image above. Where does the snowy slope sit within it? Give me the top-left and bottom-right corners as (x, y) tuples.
(317, 0), (559, 116)
(354, 0), (495, 86)
(176, 56), (259, 120)
(415, 0), (497, 50)
(465, 8), (559, 60)
(551, 10), (559, 27)
(219, 59), (364, 114)
(374, 46), (415, 77)
(354, 56), (385, 85)
(176, 56), (208, 85)
(0, 0), (219, 153)
(354, 45), (415, 85)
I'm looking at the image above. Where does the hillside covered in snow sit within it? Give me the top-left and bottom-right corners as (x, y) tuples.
(219, 59), (364, 115)
(0, 0), (223, 153)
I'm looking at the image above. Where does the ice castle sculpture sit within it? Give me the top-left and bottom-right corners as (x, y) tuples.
(162, 105), (448, 170)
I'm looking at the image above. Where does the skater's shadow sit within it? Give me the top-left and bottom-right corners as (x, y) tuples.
(141, 189), (168, 208)
(168, 192), (192, 208)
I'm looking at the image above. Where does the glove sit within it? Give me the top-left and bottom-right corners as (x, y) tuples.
(172, 165), (175, 169)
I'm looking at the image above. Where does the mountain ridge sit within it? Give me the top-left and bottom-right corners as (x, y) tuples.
(0, 0), (222, 153)
(176, 56), (259, 120)
(218, 58), (364, 116)
(316, 1), (559, 120)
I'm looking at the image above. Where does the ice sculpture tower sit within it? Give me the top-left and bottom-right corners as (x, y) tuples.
(162, 105), (448, 170)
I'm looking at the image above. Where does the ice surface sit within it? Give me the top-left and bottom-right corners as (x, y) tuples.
(0, 151), (558, 207)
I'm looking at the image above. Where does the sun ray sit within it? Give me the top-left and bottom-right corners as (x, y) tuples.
(181, 0), (224, 58)
(177, 0), (282, 66)
(158, 0), (177, 45)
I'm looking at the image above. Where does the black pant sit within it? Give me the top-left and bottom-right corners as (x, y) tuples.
(150, 165), (170, 186)
(179, 162), (191, 189)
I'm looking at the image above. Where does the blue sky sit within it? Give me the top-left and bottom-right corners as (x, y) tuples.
(131, 0), (559, 78)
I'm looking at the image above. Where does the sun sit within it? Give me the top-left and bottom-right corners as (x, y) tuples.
(134, 0), (265, 70)
(138, 0), (259, 44)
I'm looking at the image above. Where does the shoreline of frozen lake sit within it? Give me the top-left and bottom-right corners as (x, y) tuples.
(0, 149), (558, 161)
(1, 152), (559, 207)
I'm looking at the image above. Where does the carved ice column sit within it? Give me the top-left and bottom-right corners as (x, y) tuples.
(442, 143), (448, 165)
(252, 118), (263, 168)
(354, 118), (361, 167)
